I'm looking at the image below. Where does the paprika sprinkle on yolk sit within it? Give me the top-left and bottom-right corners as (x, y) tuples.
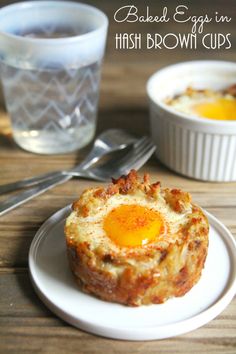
(103, 204), (163, 247)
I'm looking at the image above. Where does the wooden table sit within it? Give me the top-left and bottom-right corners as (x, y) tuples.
(0, 1), (236, 353)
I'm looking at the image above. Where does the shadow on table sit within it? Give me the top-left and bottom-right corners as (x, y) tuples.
(97, 107), (149, 137)
(0, 132), (16, 150)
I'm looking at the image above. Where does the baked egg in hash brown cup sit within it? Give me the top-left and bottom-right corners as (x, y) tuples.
(65, 170), (209, 306)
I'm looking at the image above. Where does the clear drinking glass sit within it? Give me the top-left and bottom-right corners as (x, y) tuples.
(0, 1), (108, 154)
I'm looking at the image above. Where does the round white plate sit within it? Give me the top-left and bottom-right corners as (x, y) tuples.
(29, 206), (236, 340)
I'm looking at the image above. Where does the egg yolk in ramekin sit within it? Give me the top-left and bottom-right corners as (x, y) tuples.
(193, 98), (236, 120)
(103, 204), (163, 247)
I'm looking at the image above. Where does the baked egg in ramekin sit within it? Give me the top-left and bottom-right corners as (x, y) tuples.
(147, 61), (236, 182)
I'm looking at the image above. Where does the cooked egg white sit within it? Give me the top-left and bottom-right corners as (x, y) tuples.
(66, 190), (191, 252)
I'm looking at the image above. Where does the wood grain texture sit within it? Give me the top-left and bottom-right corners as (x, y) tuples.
(0, 0), (236, 353)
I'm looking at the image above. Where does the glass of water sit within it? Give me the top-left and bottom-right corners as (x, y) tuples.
(0, 1), (108, 154)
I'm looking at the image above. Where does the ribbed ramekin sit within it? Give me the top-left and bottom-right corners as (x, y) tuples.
(147, 61), (236, 182)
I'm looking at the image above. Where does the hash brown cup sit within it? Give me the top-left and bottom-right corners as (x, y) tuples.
(65, 171), (209, 306)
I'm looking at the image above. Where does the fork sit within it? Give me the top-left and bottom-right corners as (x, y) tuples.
(0, 137), (156, 216)
(0, 129), (137, 194)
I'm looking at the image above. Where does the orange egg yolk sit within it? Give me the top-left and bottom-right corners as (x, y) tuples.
(193, 98), (236, 120)
(103, 204), (163, 247)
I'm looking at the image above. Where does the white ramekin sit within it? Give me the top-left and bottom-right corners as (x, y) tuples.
(147, 60), (236, 182)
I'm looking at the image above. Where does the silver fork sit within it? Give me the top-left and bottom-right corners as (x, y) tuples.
(0, 137), (156, 216)
(0, 129), (136, 194)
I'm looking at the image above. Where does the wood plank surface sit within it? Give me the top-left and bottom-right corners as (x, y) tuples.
(0, 0), (236, 353)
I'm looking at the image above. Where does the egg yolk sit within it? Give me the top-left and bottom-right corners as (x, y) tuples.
(103, 204), (163, 247)
(193, 98), (236, 120)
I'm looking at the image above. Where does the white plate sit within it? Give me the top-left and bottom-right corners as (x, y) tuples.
(29, 206), (236, 340)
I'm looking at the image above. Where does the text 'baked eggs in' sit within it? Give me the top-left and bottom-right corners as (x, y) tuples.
(65, 170), (209, 306)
